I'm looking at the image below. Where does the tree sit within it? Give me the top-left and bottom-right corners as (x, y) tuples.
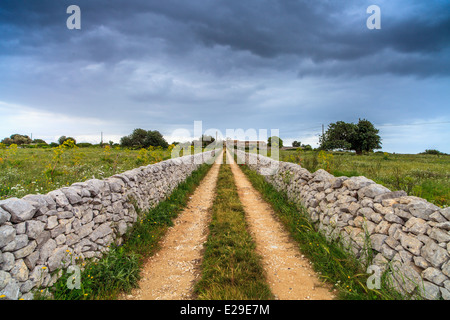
(292, 140), (301, 147)
(268, 136), (283, 148)
(320, 119), (381, 155)
(120, 128), (168, 149)
(1, 134), (32, 145)
(58, 136), (77, 145)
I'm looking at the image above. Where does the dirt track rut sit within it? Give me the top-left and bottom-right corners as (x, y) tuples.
(123, 150), (334, 300)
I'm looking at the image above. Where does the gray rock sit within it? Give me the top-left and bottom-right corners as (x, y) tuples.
(0, 198), (37, 223)
(441, 287), (450, 300)
(77, 221), (94, 239)
(429, 211), (447, 223)
(81, 209), (93, 224)
(61, 187), (82, 205)
(442, 260), (450, 278)
(419, 281), (441, 300)
(10, 259), (29, 282)
(0, 270), (11, 290)
(46, 215), (59, 230)
(370, 234), (388, 252)
(29, 265), (49, 288)
(47, 190), (69, 207)
(24, 250), (40, 270)
(413, 256), (430, 269)
(373, 190), (408, 203)
(0, 225), (16, 249)
(384, 213), (404, 224)
(422, 267), (448, 286)
(39, 238), (57, 263)
(421, 241), (449, 268)
(358, 184), (391, 199)
(1, 252), (15, 271)
(26, 220), (45, 240)
(436, 222), (450, 231)
(89, 222), (113, 241)
(13, 240), (37, 259)
(0, 207), (11, 224)
(343, 176), (375, 190)
(404, 217), (429, 235)
(0, 279), (20, 300)
(407, 200), (440, 220)
(392, 261), (422, 294)
(440, 207), (450, 220)
(400, 234), (423, 256)
(429, 227), (450, 243)
(48, 245), (69, 272)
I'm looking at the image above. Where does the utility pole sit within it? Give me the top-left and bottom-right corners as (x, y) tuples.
(322, 124), (324, 137)
(100, 132), (103, 146)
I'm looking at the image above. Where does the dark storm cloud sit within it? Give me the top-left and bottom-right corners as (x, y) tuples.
(1, 1), (449, 153)
(1, 0), (449, 77)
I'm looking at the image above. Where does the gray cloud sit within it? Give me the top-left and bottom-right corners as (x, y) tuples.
(0, 0), (449, 153)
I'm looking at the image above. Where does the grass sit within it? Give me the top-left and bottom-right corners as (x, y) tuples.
(194, 152), (274, 300)
(237, 156), (406, 300)
(279, 149), (450, 207)
(0, 144), (187, 200)
(35, 162), (213, 300)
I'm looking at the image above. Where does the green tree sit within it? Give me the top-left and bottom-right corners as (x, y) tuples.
(292, 140), (301, 147)
(320, 119), (381, 155)
(58, 136), (77, 145)
(120, 128), (168, 149)
(268, 136), (283, 148)
(1, 134), (32, 145)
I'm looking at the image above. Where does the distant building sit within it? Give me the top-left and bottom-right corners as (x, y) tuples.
(224, 140), (267, 148)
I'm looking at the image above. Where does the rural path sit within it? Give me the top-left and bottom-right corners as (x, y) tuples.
(226, 150), (335, 300)
(121, 152), (223, 300)
(122, 149), (334, 300)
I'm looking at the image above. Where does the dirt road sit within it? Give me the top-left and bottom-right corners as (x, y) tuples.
(226, 150), (335, 300)
(123, 150), (334, 300)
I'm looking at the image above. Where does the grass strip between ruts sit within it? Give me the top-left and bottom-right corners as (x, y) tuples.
(194, 152), (274, 300)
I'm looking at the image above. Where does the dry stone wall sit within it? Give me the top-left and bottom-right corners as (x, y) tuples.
(0, 151), (216, 300)
(235, 149), (450, 300)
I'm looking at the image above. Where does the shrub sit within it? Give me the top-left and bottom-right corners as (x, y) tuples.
(421, 149), (446, 155)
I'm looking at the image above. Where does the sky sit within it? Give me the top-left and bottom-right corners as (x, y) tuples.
(0, 0), (449, 153)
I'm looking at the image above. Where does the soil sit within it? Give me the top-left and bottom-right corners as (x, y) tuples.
(121, 153), (223, 300)
(226, 150), (335, 300)
(122, 150), (335, 300)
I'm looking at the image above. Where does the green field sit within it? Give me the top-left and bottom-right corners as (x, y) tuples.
(2, 145), (449, 208)
(279, 149), (450, 207)
(0, 144), (176, 201)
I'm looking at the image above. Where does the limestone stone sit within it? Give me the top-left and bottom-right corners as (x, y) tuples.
(407, 200), (440, 220)
(0, 225), (16, 249)
(358, 184), (391, 199)
(343, 176), (375, 190)
(422, 267), (448, 286)
(13, 240), (36, 259)
(0, 198), (37, 223)
(400, 233), (423, 256)
(0, 207), (11, 224)
(26, 220), (45, 239)
(10, 259), (29, 282)
(421, 241), (449, 268)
